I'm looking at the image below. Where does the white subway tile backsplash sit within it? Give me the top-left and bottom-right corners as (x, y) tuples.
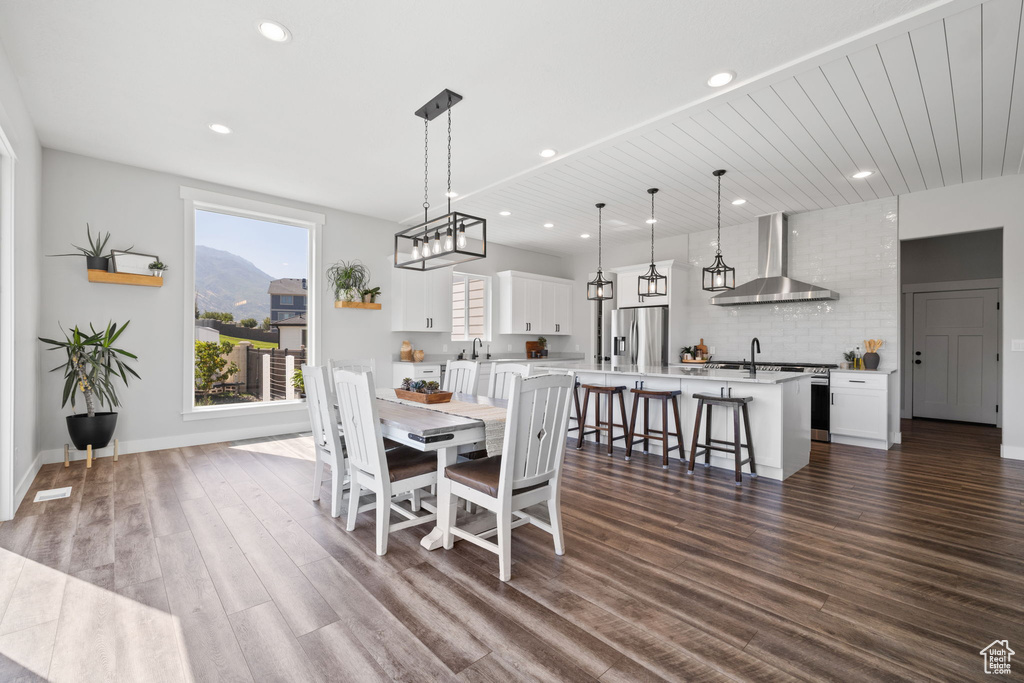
(683, 198), (898, 368)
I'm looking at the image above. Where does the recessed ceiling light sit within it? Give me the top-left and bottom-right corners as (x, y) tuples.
(258, 21), (291, 42)
(707, 71), (735, 87)
(499, 211), (511, 216)
(539, 149), (557, 158)
(445, 191), (458, 198)
(208, 123), (232, 135)
(645, 218), (657, 224)
(851, 170), (873, 179)
(543, 223), (554, 228)
(731, 198), (747, 205)
(580, 233), (591, 239)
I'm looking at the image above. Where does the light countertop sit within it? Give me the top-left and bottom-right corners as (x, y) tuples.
(536, 362), (813, 385)
(831, 368), (897, 375)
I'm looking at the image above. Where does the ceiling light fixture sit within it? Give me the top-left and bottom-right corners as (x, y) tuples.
(851, 170), (873, 179)
(638, 188), (667, 298)
(499, 211), (511, 216)
(208, 123), (232, 134)
(543, 223), (554, 228)
(257, 21), (291, 42)
(707, 71), (735, 87)
(731, 198), (746, 205)
(703, 170), (736, 292)
(580, 234), (591, 239)
(394, 89), (486, 271)
(586, 203), (614, 301)
(539, 149), (557, 158)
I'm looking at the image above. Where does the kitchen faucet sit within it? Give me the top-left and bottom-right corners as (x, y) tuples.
(749, 337), (761, 375)
(472, 337), (483, 360)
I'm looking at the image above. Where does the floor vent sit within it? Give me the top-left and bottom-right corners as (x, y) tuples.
(34, 487), (72, 502)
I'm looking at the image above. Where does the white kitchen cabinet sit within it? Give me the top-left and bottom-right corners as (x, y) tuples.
(498, 271), (573, 335)
(611, 260), (685, 310)
(390, 265), (452, 333)
(830, 371), (891, 449)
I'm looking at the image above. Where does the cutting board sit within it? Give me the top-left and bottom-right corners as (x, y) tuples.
(525, 341), (544, 359)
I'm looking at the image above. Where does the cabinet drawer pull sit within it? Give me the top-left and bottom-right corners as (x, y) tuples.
(849, 380), (866, 383)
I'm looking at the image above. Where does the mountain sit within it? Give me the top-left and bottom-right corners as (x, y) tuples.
(194, 245), (274, 322)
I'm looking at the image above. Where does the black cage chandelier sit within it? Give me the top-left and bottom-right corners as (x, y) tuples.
(638, 188), (667, 298)
(702, 169), (736, 291)
(394, 89), (486, 271)
(586, 203), (613, 301)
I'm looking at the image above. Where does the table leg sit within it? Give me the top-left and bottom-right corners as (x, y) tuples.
(420, 446), (460, 550)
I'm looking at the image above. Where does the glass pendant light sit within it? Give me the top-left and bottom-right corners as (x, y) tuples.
(703, 169), (736, 291)
(394, 89), (487, 271)
(638, 188), (667, 298)
(587, 203), (614, 301)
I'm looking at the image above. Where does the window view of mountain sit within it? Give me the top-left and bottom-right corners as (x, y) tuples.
(194, 245), (274, 321)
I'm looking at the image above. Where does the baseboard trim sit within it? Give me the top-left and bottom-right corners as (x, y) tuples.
(1002, 444), (1024, 461)
(38, 421), (311, 465)
(890, 431), (902, 445)
(13, 451), (43, 514)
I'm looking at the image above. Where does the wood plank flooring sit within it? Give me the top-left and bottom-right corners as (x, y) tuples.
(0, 419), (1020, 681)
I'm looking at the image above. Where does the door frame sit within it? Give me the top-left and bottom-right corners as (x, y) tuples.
(901, 278), (1002, 427)
(0, 122), (17, 521)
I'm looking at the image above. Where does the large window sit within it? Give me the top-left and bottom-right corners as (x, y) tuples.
(181, 187), (323, 416)
(451, 273), (490, 341)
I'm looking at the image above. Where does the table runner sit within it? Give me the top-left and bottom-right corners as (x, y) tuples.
(375, 389), (507, 457)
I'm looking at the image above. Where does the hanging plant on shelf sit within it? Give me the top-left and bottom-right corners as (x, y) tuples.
(326, 260), (370, 302)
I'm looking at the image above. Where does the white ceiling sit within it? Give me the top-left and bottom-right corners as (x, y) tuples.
(1, 0), (1016, 255)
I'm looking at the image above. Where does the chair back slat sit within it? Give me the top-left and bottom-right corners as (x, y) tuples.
(330, 358), (376, 374)
(443, 360), (479, 394)
(487, 362), (530, 400)
(301, 364), (341, 469)
(498, 373), (574, 496)
(333, 368), (388, 484)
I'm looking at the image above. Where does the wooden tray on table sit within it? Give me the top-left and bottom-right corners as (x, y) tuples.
(395, 389), (453, 404)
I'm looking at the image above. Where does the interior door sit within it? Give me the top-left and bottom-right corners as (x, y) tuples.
(912, 288), (999, 423)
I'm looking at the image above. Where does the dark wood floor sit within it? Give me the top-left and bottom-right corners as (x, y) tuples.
(0, 419), (1019, 682)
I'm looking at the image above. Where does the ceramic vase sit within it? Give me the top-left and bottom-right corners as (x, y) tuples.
(863, 352), (880, 370)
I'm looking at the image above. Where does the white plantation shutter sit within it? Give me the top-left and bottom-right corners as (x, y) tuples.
(451, 273), (490, 341)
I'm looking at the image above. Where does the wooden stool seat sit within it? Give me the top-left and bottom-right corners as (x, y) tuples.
(687, 393), (758, 486)
(626, 388), (684, 469)
(576, 385), (629, 455)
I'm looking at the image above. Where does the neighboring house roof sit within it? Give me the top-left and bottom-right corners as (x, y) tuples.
(268, 278), (307, 295)
(271, 313), (307, 327)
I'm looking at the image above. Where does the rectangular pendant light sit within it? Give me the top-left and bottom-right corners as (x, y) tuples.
(394, 212), (487, 271)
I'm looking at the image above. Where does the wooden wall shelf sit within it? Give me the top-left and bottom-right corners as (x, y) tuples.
(335, 301), (381, 310)
(88, 269), (163, 287)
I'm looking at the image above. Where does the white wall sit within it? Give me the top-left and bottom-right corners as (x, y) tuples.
(0, 38), (43, 516)
(39, 150), (400, 459)
(898, 174), (1024, 460)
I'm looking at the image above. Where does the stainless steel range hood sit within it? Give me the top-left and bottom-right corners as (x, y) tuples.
(710, 212), (839, 306)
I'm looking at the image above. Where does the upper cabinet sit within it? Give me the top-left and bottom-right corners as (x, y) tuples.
(390, 264), (452, 332)
(611, 259), (686, 309)
(497, 271), (573, 335)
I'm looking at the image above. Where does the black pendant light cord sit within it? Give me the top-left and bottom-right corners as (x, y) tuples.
(648, 188), (658, 265)
(447, 105), (452, 215)
(716, 172), (723, 256)
(597, 203), (604, 270)
(422, 119), (430, 225)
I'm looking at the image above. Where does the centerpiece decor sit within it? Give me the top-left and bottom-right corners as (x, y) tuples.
(396, 378), (452, 404)
(39, 320), (139, 451)
(638, 188), (667, 298)
(703, 169), (736, 291)
(394, 89), (486, 271)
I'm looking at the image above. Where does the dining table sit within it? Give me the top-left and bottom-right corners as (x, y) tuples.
(374, 391), (507, 550)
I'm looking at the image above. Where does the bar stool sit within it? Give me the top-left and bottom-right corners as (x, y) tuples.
(686, 391), (757, 486)
(626, 388), (684, 469)
(576, 384), (629, 454)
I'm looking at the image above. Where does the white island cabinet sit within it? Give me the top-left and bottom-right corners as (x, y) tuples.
(539, 363), (812, 481)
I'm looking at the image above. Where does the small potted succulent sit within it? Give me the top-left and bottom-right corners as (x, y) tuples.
(360, 286), (381, 304)
(841, 350), (856, 370)
(400, 377), (412, 391)
(680, 346), (695, 361)
(148, 260), (168, 277)
(424, 380), (441, 394)
(537, 336), (548, 357)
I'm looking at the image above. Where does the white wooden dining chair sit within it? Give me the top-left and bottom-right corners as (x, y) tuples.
(329, 358), (376, 373)
(437, 372), (575, 581)
(334, 368), (439, 555)
(487, 362), (531, 400)
(301, 364), (347, 518)
(443, 360), (479, 395)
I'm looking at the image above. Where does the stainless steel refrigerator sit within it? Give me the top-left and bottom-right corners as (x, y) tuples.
(611, 306), (668, 366)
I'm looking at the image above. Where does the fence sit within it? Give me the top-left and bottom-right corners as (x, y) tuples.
(246, 347), (306, 400)
(196, 318), (280, 345)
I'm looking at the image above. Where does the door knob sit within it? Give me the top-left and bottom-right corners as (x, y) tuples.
(914, 360), (922, 364)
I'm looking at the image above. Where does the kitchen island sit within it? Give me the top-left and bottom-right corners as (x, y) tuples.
(538, 362), (812, 481)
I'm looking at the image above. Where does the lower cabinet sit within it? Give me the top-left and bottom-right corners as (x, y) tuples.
(391, 362), (442, 389)
(830, 371), (891, 447)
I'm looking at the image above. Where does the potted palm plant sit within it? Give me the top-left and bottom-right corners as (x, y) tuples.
(39, 321), (140, 450)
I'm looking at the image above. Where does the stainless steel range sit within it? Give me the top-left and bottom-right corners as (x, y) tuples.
(704, 360), (836, 442)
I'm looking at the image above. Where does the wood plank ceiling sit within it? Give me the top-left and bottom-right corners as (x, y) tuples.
(450, 0), (1024, 255)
